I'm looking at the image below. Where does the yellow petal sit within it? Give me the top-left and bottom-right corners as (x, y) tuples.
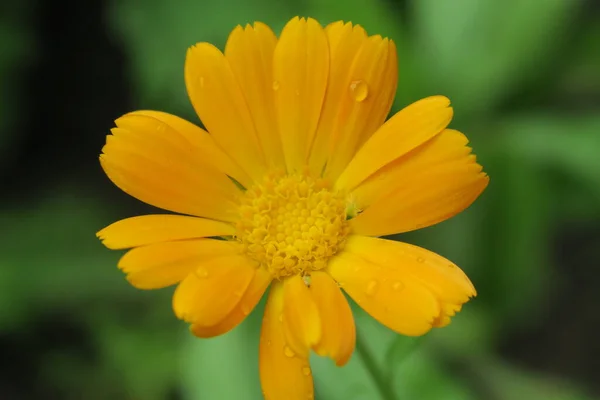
(128, 110), (252, 188)
(335, 96), (453, 191)
(327, 251), (440, 336)
(282, 275), (321, 357)
(342, 236), (476, 304)
(185, 42), (266, 181)
(308, 21), (367, 175)
(259, 282), (314, 400)
(310, 271), (355, 366)
(273, 17), (329, 172)
(118, 239), (239, 289)
(352, 129), (473, 206)
(100, 114), (239, 221)
(97, 214), (235, 250)
(172, 254), (256, 325)
(318, 29), (398, 180)
(225, 23), (284, 169)
(191, 267), (272, 338)
(351, 162), (489, 236)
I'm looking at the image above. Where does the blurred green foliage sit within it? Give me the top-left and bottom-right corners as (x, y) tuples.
(1, 0), (599, 399)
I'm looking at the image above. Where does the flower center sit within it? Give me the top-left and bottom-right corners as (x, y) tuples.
(235, 170), (350, 279)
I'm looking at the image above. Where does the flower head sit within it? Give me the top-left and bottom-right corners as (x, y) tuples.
(98, 16), (488, 400)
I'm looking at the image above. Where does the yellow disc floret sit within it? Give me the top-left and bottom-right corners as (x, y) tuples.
(236, 171), (350, 279)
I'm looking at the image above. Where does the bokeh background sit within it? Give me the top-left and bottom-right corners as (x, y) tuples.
(1, 0), (599, 399)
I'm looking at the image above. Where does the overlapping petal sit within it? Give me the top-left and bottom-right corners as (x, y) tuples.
(259, 283), (314, 400)
(335, 96), (453, 191)
(118, 239), (239, 289)
(225, 23), (284, 168)
(282, 275), (321, 357)
(311, 272), (355, 366)
(100, 114), (240, 221)
(328, 235), (476, 335)
(191, 267), (272, 338)
(185, 42), (267, 181)
(172, 254), (256, 325)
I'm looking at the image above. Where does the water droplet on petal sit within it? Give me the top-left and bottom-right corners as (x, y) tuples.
(366, 280), (378, 296)
(267, 340), (272, 346)
(272, 80), (280, 91)
(349, 80), (369, 102)
(392, 281), (404, 291)
(302, 367), (311, 376)
(284, 346), (295, 358)
(416, 257), (425, 263)
(447, 264), (455, 269)
(196, 268), (208, 278)
(278, 313), (283, 323)
(199, 76), (205, 87)
(241, 304), (251, 316)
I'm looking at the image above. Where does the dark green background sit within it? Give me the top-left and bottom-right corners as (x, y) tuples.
(1, 0), (599, 399)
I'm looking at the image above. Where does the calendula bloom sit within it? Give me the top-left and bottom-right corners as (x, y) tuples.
(98, 16), (488, 400)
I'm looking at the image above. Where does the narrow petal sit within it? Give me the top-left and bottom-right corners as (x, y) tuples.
(191, 267), (272, 338)
(185, 42), (266, 181)
(129, 110), (252, 188)
(97, 214), (235, 250)
(313, 26), (398, 180)
(260, 282), (314, 400)
(118, 239), (239, 289)
(100, 114), (239, 221)
(273, 17), (329, 172)
(335, 96), (453, 191)
(310, 272), (355, 366)
(351, 162), (488, 236)
(282, 275), (321, 357)
(225, 23), (284, 168)
(327, 251), (440, 336)
(172, 254), (256, 325)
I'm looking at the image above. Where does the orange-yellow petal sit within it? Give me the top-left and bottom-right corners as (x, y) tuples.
(100, 114), (239, 221)
(128, 110), (252, 188)
(350, 162), (488, 236)
(172, 254), (256, 325)
(310, 271), (355, 366)
(225, 23), (284, 168)
(308, 21), (367, 175)
(351, 129), (473, 207)
(185, 42), (266, 181)
(191, 267), (272, 338)
(335, 96), (453, 191)
(259, 282), (314, 400)
(327, 251), (440, 336)
(342, 236), (476, 304)
(273, 17), (329, 172)
(97, 214), (235, 250)
(318, 27), (398, 180)
(282, 275), (321, 357)
(118, 239), (239, 289)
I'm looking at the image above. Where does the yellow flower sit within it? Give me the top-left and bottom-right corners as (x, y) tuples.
(97, 16), (488, 400)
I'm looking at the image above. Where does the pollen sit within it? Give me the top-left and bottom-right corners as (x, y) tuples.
(236, 171), (350, 279)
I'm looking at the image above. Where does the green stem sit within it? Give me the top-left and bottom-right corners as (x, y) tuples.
(355, 329), (397, 400)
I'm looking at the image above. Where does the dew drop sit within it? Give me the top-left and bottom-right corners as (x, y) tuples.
(196, 268), (208, 278)
(272, 80), (280, 91)
(267, 340), (272, 346)
(416, 257), (425, 263)
(392, 281), (404, 291)
(278, 313), (283, 323)
(302, 367), (311, 376)
(366, 280), (378, 296)
(241, 304), (251, 316)
(284, 346), (295, 358)
(199, 76), (205, 87)
(349, 80), (369, 102)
